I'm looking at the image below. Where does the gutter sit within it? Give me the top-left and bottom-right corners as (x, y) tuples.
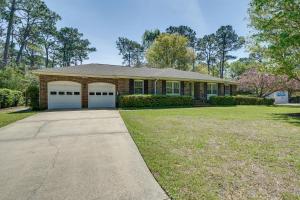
(32, 71), (238, 85)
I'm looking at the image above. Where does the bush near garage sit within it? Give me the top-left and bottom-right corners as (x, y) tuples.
(25, 83), (40, 110)
(0, 88), (24, 108)
(119, 95), (193, 108)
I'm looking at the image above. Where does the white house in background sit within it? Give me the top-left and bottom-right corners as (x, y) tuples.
(267, 91), (289, 104)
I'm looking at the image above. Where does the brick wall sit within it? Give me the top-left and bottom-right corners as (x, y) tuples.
(39, 74), (237, 109)
(39, 75), (129, 109)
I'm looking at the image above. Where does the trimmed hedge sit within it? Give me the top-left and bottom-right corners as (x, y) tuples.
(0, 88), (24, 108)
(119, 95), (193, 108)
(209, 96), (274, 106)
(234, 96), (274, 105)
(209, 96), (235, 105)
(290, 96), (300, 103)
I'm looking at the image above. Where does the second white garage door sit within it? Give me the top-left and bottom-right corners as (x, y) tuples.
(88, 82), (116, 108)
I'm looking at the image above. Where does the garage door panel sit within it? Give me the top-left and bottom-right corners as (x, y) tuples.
(48, 81), (81, 109)
(88, 83), (115, 108)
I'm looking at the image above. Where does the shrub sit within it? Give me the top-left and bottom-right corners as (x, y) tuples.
(290, 96), (300, 103)
(26, 83), (39, 110)
(119, 95), (193, 108)
(208, 95), (275, 106)
(0, 88), (24, 108)
(209, 96), (235, 105)
(234, 96), (274, 105)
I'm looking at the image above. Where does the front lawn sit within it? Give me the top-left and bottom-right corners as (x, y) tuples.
(120, 106), (300, 200)
(0, 109), (36, 128)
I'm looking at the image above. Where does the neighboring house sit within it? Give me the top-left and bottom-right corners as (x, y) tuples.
(33, 64), (237, 109)
(267, 91), (289, 104)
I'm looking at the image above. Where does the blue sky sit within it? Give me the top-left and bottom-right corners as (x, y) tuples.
(44, 0), (250, 65)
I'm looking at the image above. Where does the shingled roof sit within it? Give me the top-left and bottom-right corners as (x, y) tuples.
(33, 63), (236, 84)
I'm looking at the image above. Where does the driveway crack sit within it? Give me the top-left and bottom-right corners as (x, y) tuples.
(26, 137), (60, 200)
(33, 121), (48, 138)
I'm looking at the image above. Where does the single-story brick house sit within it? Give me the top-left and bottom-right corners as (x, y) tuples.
(33, 64), (237, 109)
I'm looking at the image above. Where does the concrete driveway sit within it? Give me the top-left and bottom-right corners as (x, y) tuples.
(0, 110), (168, 200)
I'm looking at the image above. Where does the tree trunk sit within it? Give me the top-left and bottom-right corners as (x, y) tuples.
(220, 36), (226, 78)
(128, 52), (131, 67)
(2, 0), (16, 67)
(10, 27), (14, 63)
(16, 41), (26, 64)
(16, 24), (30, 64)
(30, 49), (34, 68)
(45, 46), (49, 68)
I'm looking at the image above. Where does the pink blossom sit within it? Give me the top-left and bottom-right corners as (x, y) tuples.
(238, 69), (300, 97)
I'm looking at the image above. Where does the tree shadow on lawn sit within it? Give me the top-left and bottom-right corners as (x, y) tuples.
(7, 108), (35, 114)
(271, 113), (300, 126)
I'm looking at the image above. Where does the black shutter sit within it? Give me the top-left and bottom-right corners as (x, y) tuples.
(204, 82), (208, 100)
(230, 85), (233, 96)
(162, 80), (166, 95)
(180, 81), (184, 96)
(218, 83), (222, 96)
(129, 79), (134, 94)
(144, 80), (148, 94)
(194, 82), (200, 99)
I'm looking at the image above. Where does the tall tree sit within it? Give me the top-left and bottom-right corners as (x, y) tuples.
(116, 37), (144, 67)
(227, 57), (258, 79)
(15, 0), (55, 64)
(2, 0), (16, 67)
(142, 29), (160, 49)
(166, 25), (196, 47)
(146, 33), (194, 71)
(166, 25), (197, 71)
(249, 0), (300, 80)
(57, 27), (96, 66)
(39, 10), (60, 67)
(215, 25), (244, 78)
(196, 34), (218, 76)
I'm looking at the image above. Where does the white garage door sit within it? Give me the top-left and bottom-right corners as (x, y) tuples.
(48, 81), (81, 109)
(88, 82), (116, 108)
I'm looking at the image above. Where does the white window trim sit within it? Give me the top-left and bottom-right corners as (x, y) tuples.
(166, 81), (180, 96)
(134, 80), (144, 94)
(207, 83), (218, 95)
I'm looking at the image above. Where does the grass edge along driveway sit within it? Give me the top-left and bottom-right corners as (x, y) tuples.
(0, 109), (36, 128)
(120, 106), (300, 200)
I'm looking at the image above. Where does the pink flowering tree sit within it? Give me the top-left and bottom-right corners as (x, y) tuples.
(238, 69), (300, 97)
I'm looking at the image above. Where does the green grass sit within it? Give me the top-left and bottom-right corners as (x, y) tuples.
(120, 106), (300, 200)
(0, 110), (36, 128)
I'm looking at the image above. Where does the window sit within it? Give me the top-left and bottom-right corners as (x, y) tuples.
(134, 80), (144, 94)
(96, 92), (101, 96)
(50, 91), (57, 95)
(66, 92), (72, 95)
(74, 92), (80, 95)
(58, 91), (65, 95)
(89, 92), (95, 95)
(207, 83), (218, 95)
(166, 81), (180, 95)
(224, 85), (230, 96)
(109, 92), (114, 95)
(103, 92), (107, 95)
